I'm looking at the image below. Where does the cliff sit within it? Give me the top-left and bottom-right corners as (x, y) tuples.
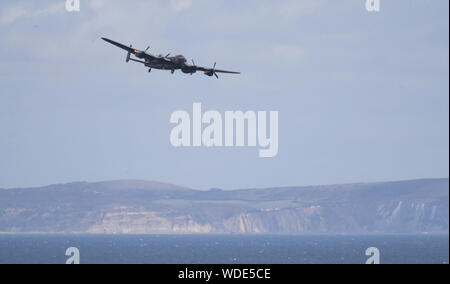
(0, 179), (448, 234)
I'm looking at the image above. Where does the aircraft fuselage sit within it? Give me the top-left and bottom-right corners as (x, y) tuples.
(140, 54), (196, 73)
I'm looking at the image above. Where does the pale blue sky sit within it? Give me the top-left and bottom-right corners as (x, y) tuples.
(0, 0), (448, 189)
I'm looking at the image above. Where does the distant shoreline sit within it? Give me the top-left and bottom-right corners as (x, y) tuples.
(1, 178), (448, 235)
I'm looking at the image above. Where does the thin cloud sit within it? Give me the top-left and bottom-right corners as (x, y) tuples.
(170, 0), (193, 12)
(88, 0), (107, 11)
(0, 5), (27, 25)
(0, 2), (65, 26)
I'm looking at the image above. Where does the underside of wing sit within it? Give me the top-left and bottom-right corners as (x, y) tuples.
(102, 37), (137, 54)
(196, 66), (240, 74)
(213, 69), (241, 74)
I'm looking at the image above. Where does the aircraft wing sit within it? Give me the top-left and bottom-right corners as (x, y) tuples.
(102, 37), (163, 61)
(196, 66), (240, 74)
(102, 37), (137, 54)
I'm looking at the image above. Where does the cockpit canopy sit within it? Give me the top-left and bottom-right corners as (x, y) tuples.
(176, 55), (186, 62)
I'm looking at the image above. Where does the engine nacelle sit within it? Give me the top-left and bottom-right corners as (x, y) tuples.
(182, 68), (196, 74)
(204, 71), (214, 77)
(134, 51), (145, 59)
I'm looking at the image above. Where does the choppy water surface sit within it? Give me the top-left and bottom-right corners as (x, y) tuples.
(0, 234), (448, 264)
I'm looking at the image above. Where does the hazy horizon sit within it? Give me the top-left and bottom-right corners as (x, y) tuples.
(1, 177), (449, 191)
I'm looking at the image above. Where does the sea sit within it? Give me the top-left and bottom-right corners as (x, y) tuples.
(0, 234), (448, 264)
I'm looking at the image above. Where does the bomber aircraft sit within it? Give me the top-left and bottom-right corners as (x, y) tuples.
(102, 37), (240, 78)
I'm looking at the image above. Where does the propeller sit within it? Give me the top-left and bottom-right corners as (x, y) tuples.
(212, 62), (219, 79)
(204, 62), (219, 78)
(145, 46), (150, 53)
(190, 60), (197, 75)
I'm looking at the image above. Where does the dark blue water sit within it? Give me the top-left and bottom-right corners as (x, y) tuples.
(0, 234), (448, 264)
